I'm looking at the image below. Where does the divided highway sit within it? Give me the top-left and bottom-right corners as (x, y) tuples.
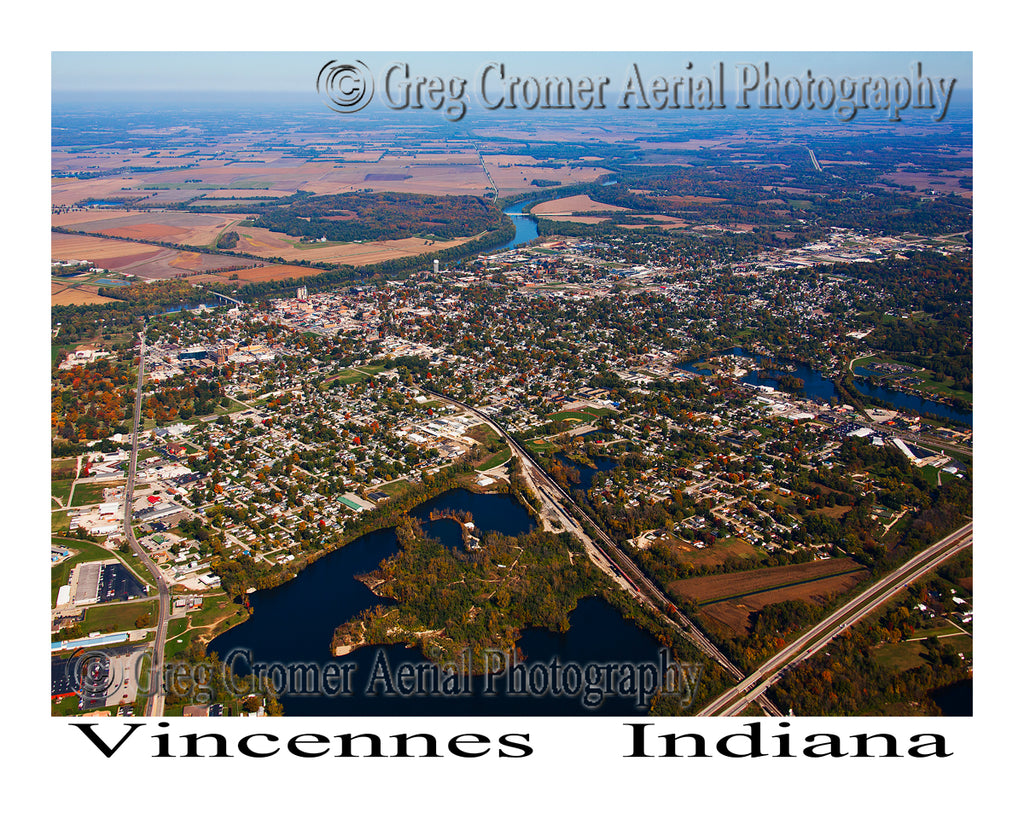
(698, 521), (973, 716)
(123, 327), (170, 717)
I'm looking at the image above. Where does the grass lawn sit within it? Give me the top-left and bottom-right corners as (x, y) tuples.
(82, 600), (156, 634)
(165, 627), (195, 660)
(189, 593), (241, 628)
(911, 374), (972, 404)
(377, 479), (412, 497)
(872, 641), (929, 672)
(165, 618), (196, 660)
(166, 618), (190, 641)
(52, 697), (120, 717)
(911, 621), (965, 640)
(466, 423), (502, 449)
(327, 364), (386, 385)
(70, 480), (123, 507)
(52, 478), (74, 506)
(547, 410), (599, 424)
(211, 397), (248, 417)
(52, 343), (73, 368)
(850, 354), (880, 370)
(526, 439), (556, 453)
(873, 632), (972, 673)
(478, 447), (512, 470)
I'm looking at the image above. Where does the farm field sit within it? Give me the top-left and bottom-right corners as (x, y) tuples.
(669, 557), (866, 605)
(51, 232), (245, 279)
(51, 282), (119, 306)
(231, 228), (482, 265)
(674, 558), (870, 637)
(531, 194), (631, 215)
(231, 263), (327, 283)
(52, 210), (241, 246)
(543, 215), (610, 224)
(700, 571), (867, 637)
(483, 162), (609, 195)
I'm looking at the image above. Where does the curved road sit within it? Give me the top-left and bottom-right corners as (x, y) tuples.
(698, 521), (973, 715)
(123, 326), (170, 716)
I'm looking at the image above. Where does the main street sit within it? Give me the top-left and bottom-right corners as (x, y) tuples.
(123, 326), (170, 717)
(422, 387), (783, 716)
(697, 521), (973, 716)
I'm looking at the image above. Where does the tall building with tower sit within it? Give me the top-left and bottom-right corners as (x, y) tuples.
(432, 259), (439, 275)
(297, 285), (308, 300)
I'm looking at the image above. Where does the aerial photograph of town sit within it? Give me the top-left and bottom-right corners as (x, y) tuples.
(49, 50), (975, 722)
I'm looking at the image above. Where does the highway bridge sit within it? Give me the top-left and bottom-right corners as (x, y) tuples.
(698, 521), (973, 716)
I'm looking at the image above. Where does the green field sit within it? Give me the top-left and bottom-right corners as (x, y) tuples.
(165, 618), (195, 660)
(478, 447), (512, 470)
(873, 633), (972, 673)
(189, 593), (240, 628)
(70, 480), (123, 507)
(547, 410), (599, 424)
(851, 354), (971, 405)
(377, 479), (412, 497)
(82, 600), (156, 634)
(52, 478), (74, 506)
(210, 397), (248, 417)
(51, 509), (72, 531)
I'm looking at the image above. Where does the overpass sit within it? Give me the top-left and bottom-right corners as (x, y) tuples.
(698, 521), (973, 716)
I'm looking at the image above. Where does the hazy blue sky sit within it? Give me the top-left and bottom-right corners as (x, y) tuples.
(52, 52), (971, 93)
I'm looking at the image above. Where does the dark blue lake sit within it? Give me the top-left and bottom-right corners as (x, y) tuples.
(680, 347), (971, 427)
(932, 678), (972, 716)
(556, 453), (619, 492)
(208, 487), (668, 715)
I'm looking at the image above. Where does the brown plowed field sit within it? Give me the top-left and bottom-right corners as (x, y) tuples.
(699, 570), (868, 637)
(52, 212), (240, 246)
(233, 228), (479, 265)
(531, 195), (630, 215)
(51, 233), (244, 279)
(232, 264), (325, 282)
(51, 284), (119, 306)
(669, 557), (864, 604)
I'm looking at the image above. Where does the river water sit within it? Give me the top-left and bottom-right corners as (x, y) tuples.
(497, 200), (539, 250)
(679, 346), (971, 427)
(208, 486), (667, 715)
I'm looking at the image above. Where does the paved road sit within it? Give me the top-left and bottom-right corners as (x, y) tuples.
(697, 521), (973, 716)
(421, 387), (782, 716)
(122, 327), (170, 716)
